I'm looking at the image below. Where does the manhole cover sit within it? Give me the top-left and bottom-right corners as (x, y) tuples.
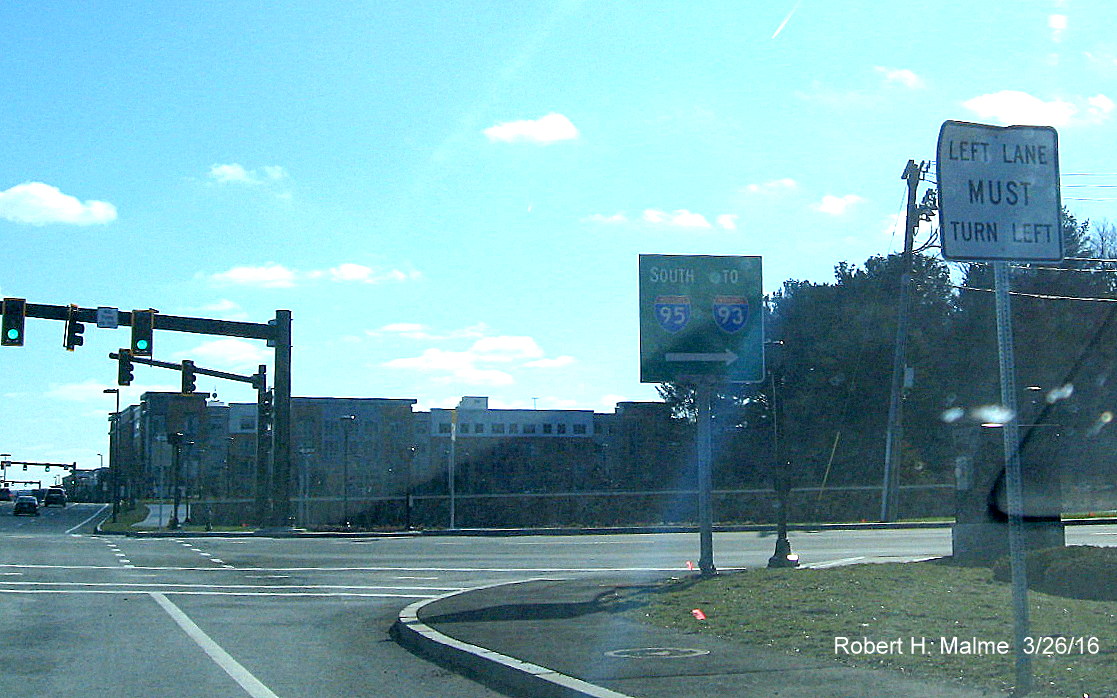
(605, 647), (710, 659)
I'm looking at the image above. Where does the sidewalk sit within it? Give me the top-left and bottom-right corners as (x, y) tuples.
(394, 575), (1008, 698)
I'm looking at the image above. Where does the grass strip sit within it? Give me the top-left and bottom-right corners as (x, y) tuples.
(95, 504), (149, 533)
(626, 560), (1117, 697)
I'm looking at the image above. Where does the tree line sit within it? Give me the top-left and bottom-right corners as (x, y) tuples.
(660, 210), (1117, 514)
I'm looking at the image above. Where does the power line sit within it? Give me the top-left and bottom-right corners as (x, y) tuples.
(951, 284), (1117, 303)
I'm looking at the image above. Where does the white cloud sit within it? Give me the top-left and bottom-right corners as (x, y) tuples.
(581, 213), (628, 225)
(961, 90), (1113, 127)
(813, 194), (864, 216)
(643, 209), (713, 229)
(0, 182), (117, 226)
(875, 66), (925, 89)
(195, 299), (248, 320)
(1048, 14), (1067, 43)
(382, 334), (571, 386)
(370, 322), (489, 341)
(483, 113), (579, 144)
(1087, 94), (1115, 122)
(716, 214), (739, 231)
(383, 348), (514, 386)
(469, 336), (545, 362)
(207, 262), (421, 288)
(180, 338), (271, 371)
(744, 178), (798, 195)
(210, 263), (298, 288)
(326, 263), (422, 284)
(208, 163), (289, 186)
(524, 355), (576, 369)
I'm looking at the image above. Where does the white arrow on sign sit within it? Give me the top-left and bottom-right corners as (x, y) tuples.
(665, 350), (738, 365)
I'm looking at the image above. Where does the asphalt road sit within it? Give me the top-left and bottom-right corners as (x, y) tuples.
(2, 503), (1115, 697)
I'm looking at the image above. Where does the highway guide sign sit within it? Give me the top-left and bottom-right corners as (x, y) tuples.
(639, 254), (763, 384)
(937, 120), (1062, 262)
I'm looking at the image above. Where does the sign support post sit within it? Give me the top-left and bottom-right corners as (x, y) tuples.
(695, 381), (716, 576)
(993, 261), (1032, 693)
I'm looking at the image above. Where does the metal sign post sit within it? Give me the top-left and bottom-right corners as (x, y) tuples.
(695, 382), (715, 576)
(993, 261), (1032, 693)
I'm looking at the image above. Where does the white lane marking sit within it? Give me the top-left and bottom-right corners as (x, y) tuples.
(0, 589), (440, 598)
(0, 572), (22, 576)
(802, 556), (866, 569)
(65, 504), (110, 534)
(0, 581), (464, 591)
(149, 592), (280, 698)
(0, 563), (723, 573)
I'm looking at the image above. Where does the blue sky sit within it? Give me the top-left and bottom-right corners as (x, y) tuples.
(2, 1), (1116, 483)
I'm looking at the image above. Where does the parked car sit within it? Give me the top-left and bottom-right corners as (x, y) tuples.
(43, 488), (67, 507)
(13, 495), (39, 516)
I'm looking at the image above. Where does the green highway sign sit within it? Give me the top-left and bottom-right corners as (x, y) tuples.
(639, 254), (764, 384)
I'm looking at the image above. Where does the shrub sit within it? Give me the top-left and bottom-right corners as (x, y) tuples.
(993, 545), (1117, 601)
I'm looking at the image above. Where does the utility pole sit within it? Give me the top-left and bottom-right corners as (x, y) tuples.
(881, 160), (926, 521)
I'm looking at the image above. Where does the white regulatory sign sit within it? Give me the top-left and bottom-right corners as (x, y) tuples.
(937, 120), (1062, 262)
(96, 307), (119, 329)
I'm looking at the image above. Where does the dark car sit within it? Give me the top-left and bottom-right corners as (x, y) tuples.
(0, 487), (11, 501)
(43, 488), (67, 507)
(13, 495), (39, 516)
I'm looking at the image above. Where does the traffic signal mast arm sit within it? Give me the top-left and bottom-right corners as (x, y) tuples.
(24, 303), (275, 341)
(108, 352), (266, 389)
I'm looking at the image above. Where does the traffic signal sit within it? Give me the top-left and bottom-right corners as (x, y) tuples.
(131, 309), (155, 357)
(117, 349), (134, 386)
(2, 298), (26, 346)
(258, 389), (273, 428)
(181, 360), (196, 394)
(64, 305), (85, 351)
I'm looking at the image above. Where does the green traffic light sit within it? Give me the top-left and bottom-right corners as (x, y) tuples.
(6, 329), (17, 340)
(136, 339), (149, 350)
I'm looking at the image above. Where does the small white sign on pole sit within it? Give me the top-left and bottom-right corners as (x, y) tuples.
(937, 120), (1062, 262)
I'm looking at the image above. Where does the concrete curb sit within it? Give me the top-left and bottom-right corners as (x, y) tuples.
(391, 580), (635, 698)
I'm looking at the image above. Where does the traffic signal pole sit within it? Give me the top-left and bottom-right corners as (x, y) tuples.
(4, 299), (292, 530)
(270, 310), (293, 528)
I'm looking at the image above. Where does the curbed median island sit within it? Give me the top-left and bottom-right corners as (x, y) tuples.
(626, 555), (1117, 697)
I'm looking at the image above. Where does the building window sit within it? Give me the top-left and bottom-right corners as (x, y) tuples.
(509, 423), (519, 434)
(459, 423), (469, 434)
(492, 423), (505, 434)
(543, 423), (553, 434)
(558, 423), (567, 434)
(474, 423), (484, 434)
(524, 424), (537, 434)
(240, 417), (256, 430)
(573, 424), (587, 435)
(439, 423), (451, 434)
